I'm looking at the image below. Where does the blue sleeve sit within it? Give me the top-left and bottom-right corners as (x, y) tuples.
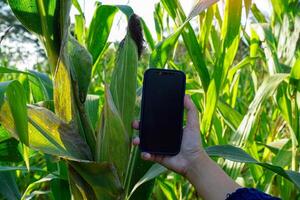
(225, 188), (281, 200)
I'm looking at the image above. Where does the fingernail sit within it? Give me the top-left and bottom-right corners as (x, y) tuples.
(141, 152), (150, 160)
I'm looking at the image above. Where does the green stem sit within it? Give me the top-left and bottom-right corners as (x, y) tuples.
(292, 93), (299, 171)
(124, 146), (138, 198)
(36, 0), (58, 72)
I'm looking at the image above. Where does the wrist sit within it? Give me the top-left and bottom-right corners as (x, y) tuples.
(184, 150), (241, 199)
(184, 149), (210, 181)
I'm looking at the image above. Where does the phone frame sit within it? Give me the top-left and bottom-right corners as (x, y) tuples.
(139, 68), (186, 155)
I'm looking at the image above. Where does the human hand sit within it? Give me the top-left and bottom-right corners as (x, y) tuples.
(132, 95), (205, 177)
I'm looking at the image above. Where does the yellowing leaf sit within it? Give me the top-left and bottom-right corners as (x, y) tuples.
(0, 101), (92, 160)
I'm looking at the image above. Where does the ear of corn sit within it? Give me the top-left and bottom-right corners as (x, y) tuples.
(96, 88), (129, 182)
(109, 20), (140, 139)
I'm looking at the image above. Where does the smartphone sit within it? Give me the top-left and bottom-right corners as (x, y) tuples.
(139, 68), (186, 155)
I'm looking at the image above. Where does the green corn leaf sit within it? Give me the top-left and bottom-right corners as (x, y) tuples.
(149, 29), (182, 68)
(157, 178), (178, 200)
(0, 172), (21, 200)
(0, 126), (10, 142)
(68, 35), (93, 103)
(227, 57), (256, 81)
(68, 164), (91, 200)
(173, 0), (214, 92)
(250, 28), (260, 66)
(270, 0), (288, 21)
(0, 166), (45, 172)
(160, 0), (177, 19)
(28, 70), (53, 102)
(290, 58), (300, 82)
(251, 4), (267, 23)
(247, 143), (264, 182)
(69, 161), (124, 200)
(85, 95), (100, 129)
(252, 23), (280, 75)
(127, 164), (167, 199)
(86, 4), (134, 65)
(199, 7), (214, 51)
(7, 0), (58, 35)
(115, 5), (134, 19)
(290, 58), (300, 91)
(0, 81), (28, 146)
(201, 79), (218, 134)
(0, 67), (52, 101)
(219, 0), (243, 84)
(141, 19), (155, 50)
(217, 100), (243, 131)
(206, 145), (300, 188)
(154, 3), (164, 41)
(50, 179), (71, 200)
(201, 0), (242, 134)
(180, 24), (210, 91)
(86, 5), (118, 63)
(74, 14), (86, 46)
(72, 0), (84, 17)
(230, 74), (289, 146)
(87, 4), (135, 95)
(125, 147), (156, 199)
(277, 83), (292, 125)
(227, 74), (288, 179)
(210, 25), (222, 56)
(154, 0), (217, 91)
(277, 15), (300, 66)
(21, 174), (58, 200)
(19, 73), (30, 102)
(0, 138), (22, 162)
(96, 88), (129, 182)
(150, 0), (217, 92)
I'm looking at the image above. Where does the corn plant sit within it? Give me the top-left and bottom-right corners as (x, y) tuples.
(0, 0), (219, 199)
(0, 0), (300, 199)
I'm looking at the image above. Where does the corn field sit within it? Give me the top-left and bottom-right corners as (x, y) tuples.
(0, 0), (299, 199)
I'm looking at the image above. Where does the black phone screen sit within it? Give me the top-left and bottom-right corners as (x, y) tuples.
(140, 69), (186, 155)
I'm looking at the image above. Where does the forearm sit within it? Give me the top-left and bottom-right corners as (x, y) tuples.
(186, 151), (241, 200)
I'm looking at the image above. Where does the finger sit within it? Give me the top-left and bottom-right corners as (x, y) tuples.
(141, 152), (152, 160)
(141, 152), (165, 165)
(184, 95), (199, 130)
(151, 154), (165, 164)
(132, 120), (140, 130)
(132, 137), (140, 145)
